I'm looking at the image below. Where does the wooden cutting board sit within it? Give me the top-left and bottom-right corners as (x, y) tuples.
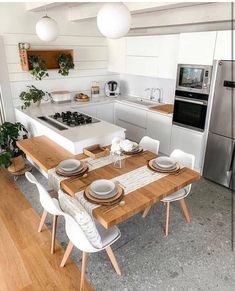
(150, 104), (174, 114)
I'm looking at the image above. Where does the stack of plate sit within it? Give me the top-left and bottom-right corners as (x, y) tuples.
(121, 141), (143, 155)
(149, 156), (180, 173)
(56, 159), (88, 177)
(84, 179), (124, 205)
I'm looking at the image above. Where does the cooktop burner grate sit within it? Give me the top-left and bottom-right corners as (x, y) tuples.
(49, 111), (100, 127)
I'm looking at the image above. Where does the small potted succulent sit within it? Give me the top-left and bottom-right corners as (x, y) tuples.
(19, 85), (51, 109)
(29, 55), (49, 80)
(0, 122), (28, 172)
(58, 53), (74, 76)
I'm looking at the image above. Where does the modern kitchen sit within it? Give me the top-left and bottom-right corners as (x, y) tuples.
(0, 2), (234, 291)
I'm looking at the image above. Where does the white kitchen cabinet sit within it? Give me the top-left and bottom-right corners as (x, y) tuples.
(126, 55), (158, 77)
(170, 125), (204, 170)
(146, 112), (172, 155)
(214, 30), (234, 60)
(115, 103), (147, 142)
(78, 105), (97, 117)
(96, 103), (114, 123)
(178, 31), (217, 65)
(126, 36), (160, 56)
(116, 119), (146, 142)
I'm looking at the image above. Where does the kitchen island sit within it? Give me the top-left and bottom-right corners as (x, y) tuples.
(15, 97), (126, 155)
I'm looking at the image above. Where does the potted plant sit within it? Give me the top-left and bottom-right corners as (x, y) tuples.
(28, 55), (49, 80)
(0, 122), (28, 172)
(19, 85), (51, 110)
(58, 53), (74, 76)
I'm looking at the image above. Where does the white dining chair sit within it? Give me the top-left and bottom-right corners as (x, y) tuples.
(139, 136), (160, 154)
(25, 171), (63, 254)
(161, 149), (195, 236)
(60, 212), (121, 291)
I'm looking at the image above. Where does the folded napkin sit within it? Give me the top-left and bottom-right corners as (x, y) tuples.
(120, 139), (136, 152)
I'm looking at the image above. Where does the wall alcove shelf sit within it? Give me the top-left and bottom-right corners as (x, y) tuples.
(19, 48), (74, 71)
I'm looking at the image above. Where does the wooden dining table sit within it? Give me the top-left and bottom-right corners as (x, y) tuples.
(17, 135), (200, 229)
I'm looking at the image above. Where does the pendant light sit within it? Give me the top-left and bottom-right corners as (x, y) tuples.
(97, 3), (131, 39)
(36, 13), (59, 42)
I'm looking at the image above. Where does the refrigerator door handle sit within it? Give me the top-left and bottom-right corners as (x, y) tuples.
(226, 143), (235, 180)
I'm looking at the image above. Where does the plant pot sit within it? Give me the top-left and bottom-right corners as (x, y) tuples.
(8, 155), (26, 173)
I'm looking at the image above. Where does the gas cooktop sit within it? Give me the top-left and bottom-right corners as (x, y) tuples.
(49, 111), (100, 127)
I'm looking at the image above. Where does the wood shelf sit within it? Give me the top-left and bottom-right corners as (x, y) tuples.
(19, 48), (74, 71)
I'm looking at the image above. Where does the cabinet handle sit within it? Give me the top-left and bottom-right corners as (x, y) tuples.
(175, 97), (207, 105)
(118, 118), (147, 130)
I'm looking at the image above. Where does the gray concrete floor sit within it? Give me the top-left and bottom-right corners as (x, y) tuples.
(16, 168), (235, 291)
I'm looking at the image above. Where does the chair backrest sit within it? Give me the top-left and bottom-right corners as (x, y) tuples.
(25, 172), (62, 216)
(139, 136), (160, 154)
(170, 149), (195, 193)
(63, 212), (99, 253)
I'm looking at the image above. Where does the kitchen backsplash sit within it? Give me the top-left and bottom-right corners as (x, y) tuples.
(120, 74), (176, 104)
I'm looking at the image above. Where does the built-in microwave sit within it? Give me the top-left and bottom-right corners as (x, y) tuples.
(176, 64), (212, 95)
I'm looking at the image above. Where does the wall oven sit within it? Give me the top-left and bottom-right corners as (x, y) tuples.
(176, 64), (212, 95)
(173, 90), (208, 132)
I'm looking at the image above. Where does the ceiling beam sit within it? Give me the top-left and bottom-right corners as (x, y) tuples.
(25, 2), (61, 12)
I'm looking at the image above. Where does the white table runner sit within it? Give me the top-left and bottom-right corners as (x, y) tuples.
(48, 154), (127, 192)
(75, 165), (168, 215)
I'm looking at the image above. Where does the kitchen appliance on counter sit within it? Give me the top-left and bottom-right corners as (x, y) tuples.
(203, 60), (235, 190)
(38, 111), (100, 131)
(50, 91), (72, 103)
(176, 64), (212, 94)
(104, 81), (120, 97)
(172, 63), (212, 132)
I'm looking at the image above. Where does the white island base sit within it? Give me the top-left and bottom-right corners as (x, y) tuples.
(15, 106), (125, 155)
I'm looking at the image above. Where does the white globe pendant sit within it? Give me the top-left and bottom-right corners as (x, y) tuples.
(36, 15), (59, 42)
(97, 3), (131, 39)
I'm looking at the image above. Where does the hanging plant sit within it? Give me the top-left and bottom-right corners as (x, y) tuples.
(19, 85), (51, 110)
(28, 55), (49, 80)
(58, 53), (74, 76)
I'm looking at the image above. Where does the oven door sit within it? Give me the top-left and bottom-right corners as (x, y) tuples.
(176, 65), (211, 94)
(173, 97), (208, 131)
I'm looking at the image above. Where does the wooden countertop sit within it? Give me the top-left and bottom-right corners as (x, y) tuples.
(149, 104), (174, 114)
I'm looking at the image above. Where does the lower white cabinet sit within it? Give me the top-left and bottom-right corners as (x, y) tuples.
(170, 125), (204, 170)
(146, 112), (172, 155)
(97, 103), (114, 123)
(115, 103), (147, 142)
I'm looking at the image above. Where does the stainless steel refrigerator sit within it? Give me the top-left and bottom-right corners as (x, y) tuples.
(203, 60), (235, 190)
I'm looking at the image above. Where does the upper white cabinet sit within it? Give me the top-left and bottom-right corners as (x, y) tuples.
(125, 56), (158, 77)
(214, 30), (234, 60)
(178, 31), (217, 65)
(146, 112), (172, 155)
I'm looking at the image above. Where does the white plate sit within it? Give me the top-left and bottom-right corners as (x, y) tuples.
(90, 187), (118, 199)
(154, 157), (176, 169)
(90, 179), (115, 196)
(59, 159), (81, 172)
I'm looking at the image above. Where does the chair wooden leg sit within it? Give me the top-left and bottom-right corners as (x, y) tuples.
(179, 198), (191, 223)
(165, 202), (170, 236)
(51, 215), (58, 254)
(60, 241), (74, 267)
(38, 209), (47, 232)
(142, 205), (152, 218)
(80, 252), (87, 291)
(105, 246), (121, 275)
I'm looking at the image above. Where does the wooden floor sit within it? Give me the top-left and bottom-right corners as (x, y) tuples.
(0, 168), (93, 291)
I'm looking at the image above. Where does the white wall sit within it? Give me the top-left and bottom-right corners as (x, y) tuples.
(120, 74), (176, 104)
(0, 3), (119, 113)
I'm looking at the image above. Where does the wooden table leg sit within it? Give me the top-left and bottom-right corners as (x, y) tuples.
(179, 198), (191, 223)
(51, 215), (58, 254)
(38, 209), (47, 232)
(142, 205), (152, 219)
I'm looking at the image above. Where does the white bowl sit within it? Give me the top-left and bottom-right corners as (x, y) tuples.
(59, 159), (81, 172)
(90, 179), (115, 196)
(154, 157), (176, 169)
